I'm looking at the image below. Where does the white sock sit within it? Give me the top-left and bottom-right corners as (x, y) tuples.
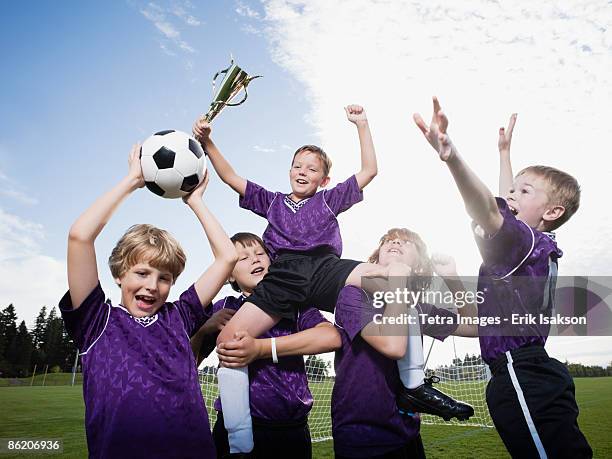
(217, 366), (254, 453)
(397, 309), (425, 389)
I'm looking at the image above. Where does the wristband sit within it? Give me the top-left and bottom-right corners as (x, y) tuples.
(271, 337), (278, 364)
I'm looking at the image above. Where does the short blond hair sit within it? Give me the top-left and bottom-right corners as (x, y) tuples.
(368, 227), (433, 291)
(517, 165), (581, 230)
(292, 145), (332, 177)
(108, 224), (186, 281)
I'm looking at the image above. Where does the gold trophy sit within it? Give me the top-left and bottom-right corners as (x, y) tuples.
(203, 58), (261, 122)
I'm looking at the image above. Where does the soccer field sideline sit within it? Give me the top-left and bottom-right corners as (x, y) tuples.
(1, 377), (610, 458)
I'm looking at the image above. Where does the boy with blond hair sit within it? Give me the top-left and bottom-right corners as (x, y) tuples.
(414, 99), (592, 458)
(61, 145), (237, 458)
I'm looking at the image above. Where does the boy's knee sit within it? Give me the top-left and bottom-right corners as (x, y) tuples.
(217, 326), (234, 346)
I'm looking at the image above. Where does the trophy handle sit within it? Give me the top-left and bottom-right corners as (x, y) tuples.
(211, 61), (234, 88)
(222, 75), (262, 106)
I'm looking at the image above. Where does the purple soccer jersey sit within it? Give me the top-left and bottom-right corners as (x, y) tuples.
(211, 295), (328, 421)
(59, 283), (215, 459)
(239, 175), (363, 259)
(474, 197), (563, 364)
(332, 286), (458, 458)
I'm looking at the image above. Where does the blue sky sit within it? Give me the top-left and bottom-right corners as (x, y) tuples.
(1, 0), (611, 367)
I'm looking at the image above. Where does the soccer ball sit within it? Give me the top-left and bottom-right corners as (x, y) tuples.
(140, 130), (207, 199)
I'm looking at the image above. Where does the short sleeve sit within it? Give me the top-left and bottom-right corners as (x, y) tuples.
(334, 286), (373, 342)
(59, 283), (110, 353)
(417, 303), (459, 341)
(297, 306), (329, 331)
(173, 285), (209, 337)
(473, 198), (535, 276)
(323, 175), (363, 216)
(239, 180), (277, 218)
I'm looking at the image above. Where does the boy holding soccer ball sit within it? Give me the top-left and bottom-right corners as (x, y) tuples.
(413, 98), (592, 458)
(60, 144), (237, 458)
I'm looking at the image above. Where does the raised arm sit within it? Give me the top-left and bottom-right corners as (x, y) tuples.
(192, 117), (247, 196)
(431, 254), (478, 337)
(414, 97), (503, 235)
(360, 263), (411, 360)
(183, 173), (239, 307)
(498, 114), (517, 196)
(345, 105), (378, 190)
(216, 322), (341, 368)
(67, 144), (144, 309)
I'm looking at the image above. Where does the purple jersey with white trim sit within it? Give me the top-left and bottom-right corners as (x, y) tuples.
(59, 283), (215, 459)
(474, 197), (563, 364)
(212, 295), (328, 421)
(332, 286), (458, 458)
(239, 175), (363, 259)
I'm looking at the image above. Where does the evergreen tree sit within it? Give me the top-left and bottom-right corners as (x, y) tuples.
(42, 307), (66, 369)
(10, 321), (33, 377)
(0, 305), (18, 377)
(32, 306), (47, 348)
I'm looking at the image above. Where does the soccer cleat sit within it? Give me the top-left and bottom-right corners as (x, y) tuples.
(397, 376), (475, 421)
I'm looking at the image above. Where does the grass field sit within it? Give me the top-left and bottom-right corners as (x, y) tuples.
(1, 377), (610, 458)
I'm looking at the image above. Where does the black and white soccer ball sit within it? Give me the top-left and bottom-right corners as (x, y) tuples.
(140, 130), (207, 199)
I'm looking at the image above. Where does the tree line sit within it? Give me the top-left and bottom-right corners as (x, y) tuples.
(0, 304), (76, 378)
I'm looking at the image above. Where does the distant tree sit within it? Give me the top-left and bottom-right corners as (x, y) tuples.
(305, 355), (330, 380)
(32, 306), (48, 348)
(0, 305), (18, 376)
(42, 308), (67, 369)
(9, 321), (33, 377)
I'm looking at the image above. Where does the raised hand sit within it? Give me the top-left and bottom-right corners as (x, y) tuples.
(192, 116), (212, 143)
(183, 170), (209, 206)
(431, 253), (458, 278)
(345, 104), (368, 124)
(498, 113), (517, 154)
(128, 143), (145, 188)
(413, 97), (454, 161)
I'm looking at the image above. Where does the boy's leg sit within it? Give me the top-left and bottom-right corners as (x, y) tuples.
(252, 419), (312, 459)
(488, 352), (592, 458)
(217, 304), (280, 454)
(396, 307), (474, 421)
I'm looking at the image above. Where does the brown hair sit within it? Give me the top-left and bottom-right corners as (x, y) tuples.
(108, 224), (186, 282)
(292, 145), (332, 177)
(229, 232), (269, 292)
(368, 228), (433, 291)
(517, 165), (581, 230)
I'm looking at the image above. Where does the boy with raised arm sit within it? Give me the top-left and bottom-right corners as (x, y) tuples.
(61, 145), (237, 458)
(414, 98), (592, 458)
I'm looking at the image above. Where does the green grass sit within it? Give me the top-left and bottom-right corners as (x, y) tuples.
(0, 377), (610, 458)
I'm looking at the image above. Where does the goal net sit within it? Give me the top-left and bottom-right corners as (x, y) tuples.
(199, 336), (492, 443)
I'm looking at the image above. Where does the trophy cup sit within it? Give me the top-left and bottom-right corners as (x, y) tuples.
(203, 58), (262, 122)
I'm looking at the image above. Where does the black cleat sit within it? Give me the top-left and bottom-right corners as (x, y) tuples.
(397, 376), (475, 421)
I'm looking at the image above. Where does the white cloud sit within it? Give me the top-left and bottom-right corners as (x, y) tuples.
(0, 168), (38, 205)
(259, 0), (612, 364)
(253, 145), (275, 153)
(236, 0), (261, 19)
(0, 208), (66, 328)
(140, 1), (200, 55)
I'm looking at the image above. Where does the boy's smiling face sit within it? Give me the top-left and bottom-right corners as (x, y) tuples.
(377, 237), (420, 269)
(116, 261), (173, 317)
(289, 150), (330, 199)
(506, 172), (564, 231)
(230, 241), (271, 294)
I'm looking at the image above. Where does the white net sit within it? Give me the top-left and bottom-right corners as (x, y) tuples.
(199, 338), (492, 443)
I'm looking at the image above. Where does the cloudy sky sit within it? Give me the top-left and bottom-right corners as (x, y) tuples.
(1, 0), (610, 366)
